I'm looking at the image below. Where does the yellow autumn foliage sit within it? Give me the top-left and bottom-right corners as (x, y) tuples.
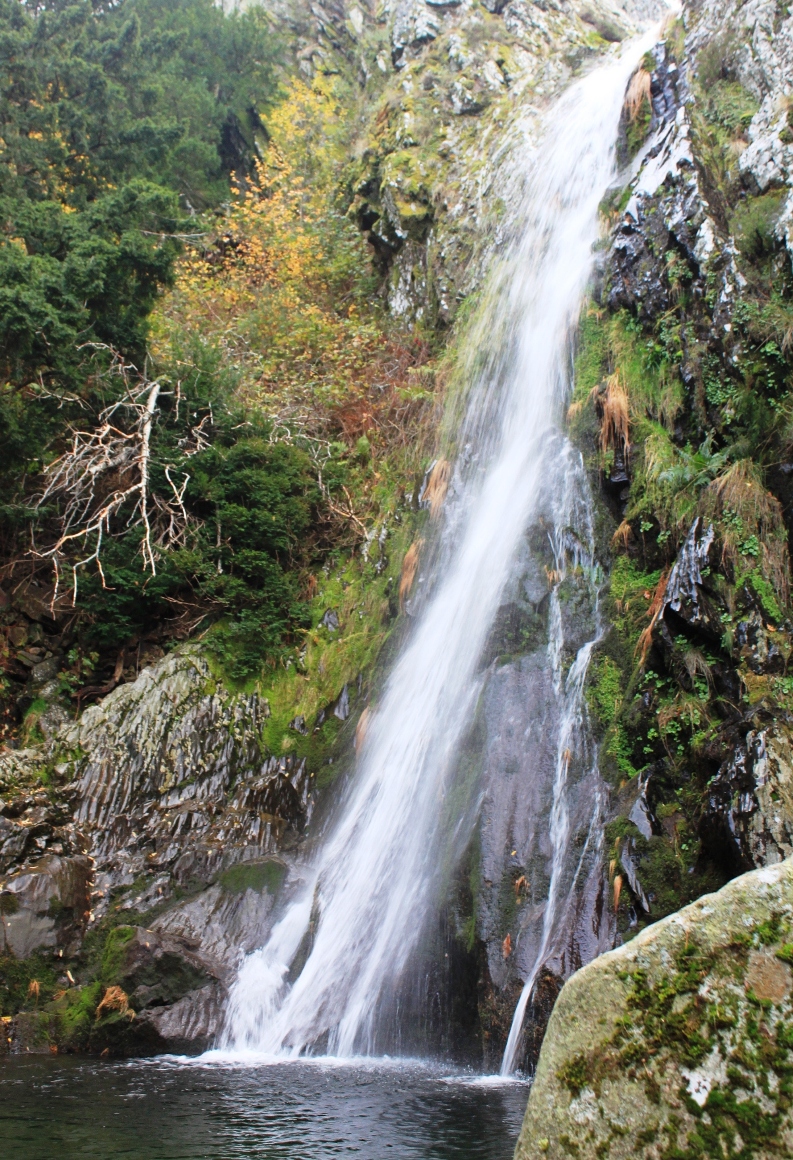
(152, 75), (434, 455)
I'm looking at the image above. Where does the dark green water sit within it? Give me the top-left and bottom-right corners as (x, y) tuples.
(0, 1055), (528, 1159)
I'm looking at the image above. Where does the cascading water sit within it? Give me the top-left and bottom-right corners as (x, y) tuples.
(221, 34), (657, 1068)
(499, 447), (605, 1075)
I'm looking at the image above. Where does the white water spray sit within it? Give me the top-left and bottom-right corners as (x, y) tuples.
(222, 37), (654, 1067)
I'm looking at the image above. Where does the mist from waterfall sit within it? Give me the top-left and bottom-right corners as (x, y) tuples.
(220, 35), (656, 1068)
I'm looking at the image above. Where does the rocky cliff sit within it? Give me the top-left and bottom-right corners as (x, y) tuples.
(569, 0), (793, 944)
(514, 0), (793, 1146)
(277, 0), (654, 324)
(0, 0), (661, 1063)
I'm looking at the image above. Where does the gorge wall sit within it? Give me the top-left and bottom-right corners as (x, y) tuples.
(516, 0), (793, 1151)
(5, 0), (793, 1111)
(0, 0), (655, 1064)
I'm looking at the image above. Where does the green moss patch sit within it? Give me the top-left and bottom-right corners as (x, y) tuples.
(218, 859), (287, 895)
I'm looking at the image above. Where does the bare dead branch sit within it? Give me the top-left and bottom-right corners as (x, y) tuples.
(28, 350), (203, 605)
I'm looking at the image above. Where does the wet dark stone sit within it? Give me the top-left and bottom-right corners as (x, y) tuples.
(321, 609), (339, 632)
(620, 839), (650, 912)
(607, 221), (671, 321)
(333, 685), (350, 721)
(649, 46), (681, 127)
(514, 968), (563, 1075)
(702, 717), (793, 874)
(479, 601), (547, 668)
(115, 927), (216, 1011)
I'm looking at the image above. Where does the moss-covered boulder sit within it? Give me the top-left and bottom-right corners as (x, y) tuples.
(515, 858), (793, 1159)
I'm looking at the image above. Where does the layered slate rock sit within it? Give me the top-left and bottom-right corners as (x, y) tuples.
(0, 648), (314, 1052)
(0, 853), (91, 959)
(516, 858), (793, 1160)
(59, 647), (312, 917)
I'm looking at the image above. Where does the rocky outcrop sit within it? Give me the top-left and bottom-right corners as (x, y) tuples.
(706, 721), (793, 871)
(332, 0), (657, 324)
(0, 853), (91, 959)
(57, 648), (311, 919)
(0, 647), (319, 1052)
(571, 0), (793, 958)
(516, 857), (793, 1159)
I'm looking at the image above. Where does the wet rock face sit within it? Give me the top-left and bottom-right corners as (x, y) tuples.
(515, 858), (793, 1160)
(1, 854), (91, 958)
(432, 450), (614, 1071)
(662, 517), (715, 630)
(706, 722), (793, 872)
(59, 649), (312, 913)
(476, 652), (611, 994)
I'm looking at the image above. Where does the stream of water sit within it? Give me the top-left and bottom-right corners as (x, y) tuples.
(220, 35), (656, 1071)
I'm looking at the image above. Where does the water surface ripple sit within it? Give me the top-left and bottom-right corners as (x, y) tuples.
(0, 1056), (527, 1160)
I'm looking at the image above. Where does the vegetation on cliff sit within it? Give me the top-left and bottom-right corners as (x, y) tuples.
(0, 0), (439, 739)
(572, 23), (793, 946)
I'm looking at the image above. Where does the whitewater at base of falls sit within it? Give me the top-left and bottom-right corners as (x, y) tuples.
(220, 30), (660, 1069)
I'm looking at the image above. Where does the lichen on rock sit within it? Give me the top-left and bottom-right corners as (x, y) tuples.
(516, 857), (793, 1160)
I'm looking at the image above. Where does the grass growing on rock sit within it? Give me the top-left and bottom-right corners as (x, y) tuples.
(218, 859), (287, 895)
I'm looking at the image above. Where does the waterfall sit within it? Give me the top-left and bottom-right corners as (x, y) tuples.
(499, 468), (605, 1076)
(221, 35), (655, 1067)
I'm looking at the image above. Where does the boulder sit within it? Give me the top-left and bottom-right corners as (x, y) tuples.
(136, 983), (224, 1053)
(515, 858), (793, 1159)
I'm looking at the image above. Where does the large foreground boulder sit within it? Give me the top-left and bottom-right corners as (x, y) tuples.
(515, 858), (793, 1160)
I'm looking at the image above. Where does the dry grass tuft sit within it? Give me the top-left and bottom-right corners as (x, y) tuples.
(636, 568), (670, 667)
(611, 520), (633, 549)
(96, 985), (134, 1021)
(705, 459), (790, 603)
(625, 69), (652, 122)
(355, 706), (370, 752)
(592, 372), (630, 457)
(423, 458), (451, 518)
(399, 540), (423, 611)
(681, 646), (712, 689)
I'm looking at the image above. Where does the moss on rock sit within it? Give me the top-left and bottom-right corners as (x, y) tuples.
(516, 858), (793, 1159)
